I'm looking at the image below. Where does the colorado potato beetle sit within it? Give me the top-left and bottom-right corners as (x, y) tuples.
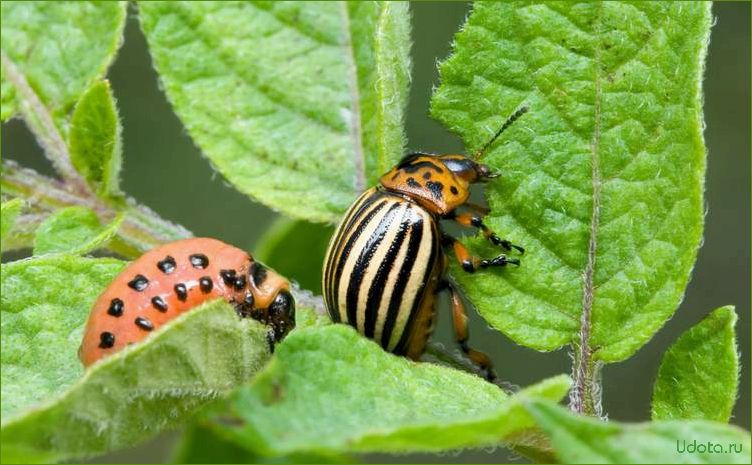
(322, 107), (528, 380)
(79, 238), (295, 367)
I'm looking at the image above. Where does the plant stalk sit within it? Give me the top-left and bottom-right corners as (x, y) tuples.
(2, 160), (190, 258)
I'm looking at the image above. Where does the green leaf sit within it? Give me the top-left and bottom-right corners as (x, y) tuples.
(1, 160), (193, 258)
(652, 306), (739, 422)
(1, 198), (24, 250)
(255, 217), (335, 294)
(0, 64), (16, 121)
(139, 1), (411, 223)
(69, 80), (123, 199)
(431, 2), (711, 362)
(0, 1), (126, 128)
(209, 324), (571, 456)
(172, 422), (353, 464)
(32, 206), (124, 256)
(526, 399), (751, 464)
(1, 255), (125, 421)
(1, 254), (274, 463)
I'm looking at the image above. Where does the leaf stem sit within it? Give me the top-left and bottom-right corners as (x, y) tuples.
(570, 2), (605, 418)
(1, 51), (90, 196)
(339, 2), (366, 193)
(2, 160), (191, 258)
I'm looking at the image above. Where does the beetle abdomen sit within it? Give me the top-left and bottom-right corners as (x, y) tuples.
(323, 188), (441, 355)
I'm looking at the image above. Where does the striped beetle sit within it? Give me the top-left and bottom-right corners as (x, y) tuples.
(322, 107), (527, 380)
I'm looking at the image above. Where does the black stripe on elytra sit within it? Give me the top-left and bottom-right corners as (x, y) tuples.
(324, 189), (380, 310)
(345, 202), (402, 328)
(330, 199), (389, 322)
(363, 206), (410, 338)
(393, 219), (440, 355)
(380, 209), (424, 349)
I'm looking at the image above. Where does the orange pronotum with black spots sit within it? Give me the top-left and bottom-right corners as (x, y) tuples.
(79, 238), (294, 367)
(322, 107), (529, 381)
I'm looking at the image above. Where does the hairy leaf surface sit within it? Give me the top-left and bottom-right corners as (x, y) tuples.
(139, 1), (411, 223)
(432, 2), (711, 361)
(1, 198), (24, 250)
(527, 400), (751, 464)
(1, 255), (274, 463)
(33, 206), (124, 256)
(172, 422), (352, 464)
(0, 1), (126, 129)
(652, 306), (739, 422)
(1, 255), (125, 421)
(69, 80), (123, 199)
(211, 324), (570, 456)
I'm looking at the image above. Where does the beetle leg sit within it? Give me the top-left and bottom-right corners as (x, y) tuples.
(448, 212), (525, 254)
(442, 234), (520, 273)
(443, 280), (496, 381)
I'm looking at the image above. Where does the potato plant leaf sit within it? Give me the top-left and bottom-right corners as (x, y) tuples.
(209, 324), (571, 456)
(526, 399), (751, 464)
(652, 306), (740, 422)
(69, 80), (124, 200)
(0, 1), (126, 130)
(32, 206), (124, 256)
(139, 1), (411, 223)
(255, 217), (335, 294)
(1, 255), (274, 463)
(1, 198), (24, 250)
(172, 422), (353, 464)
(1, 255), (125, 421)
(431, 2), (711, 363)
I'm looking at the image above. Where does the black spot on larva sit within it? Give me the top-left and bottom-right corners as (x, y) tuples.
(151, 296), (168, 312)
(244, 292), (254, 306)
(220, 269), (237, 285)
(426, 181), (444, 200)
(174, 283), (188, 301)
(128, 274), (149, 291)
(450, 185), (459, 195)
(422, 172), (432, 180)
(190, 253), (209, 269)
(157, 255), (176, 274)
(107, 298), (124, 317)
(99, 331), (115, 348)
(406, 177), (421, 188)
(135, 316), (154, 331)
(250, 262), (267, 287)
(199, 276), (213, 293)
(233, 274), (246, 291)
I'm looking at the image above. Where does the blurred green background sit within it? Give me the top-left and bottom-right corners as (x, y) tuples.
(2, 2), (749, 463)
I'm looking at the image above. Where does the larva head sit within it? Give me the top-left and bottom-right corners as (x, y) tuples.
(379, 154), (498, 215)
(79, 238), (296, 367)
(244, 262), (295, 342)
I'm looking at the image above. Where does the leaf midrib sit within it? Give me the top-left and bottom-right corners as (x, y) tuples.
(0, 51), (84, 191)
(338, 2), (367, 193)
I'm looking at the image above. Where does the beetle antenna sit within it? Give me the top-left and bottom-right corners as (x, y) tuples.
(473, 106), (528, 160)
